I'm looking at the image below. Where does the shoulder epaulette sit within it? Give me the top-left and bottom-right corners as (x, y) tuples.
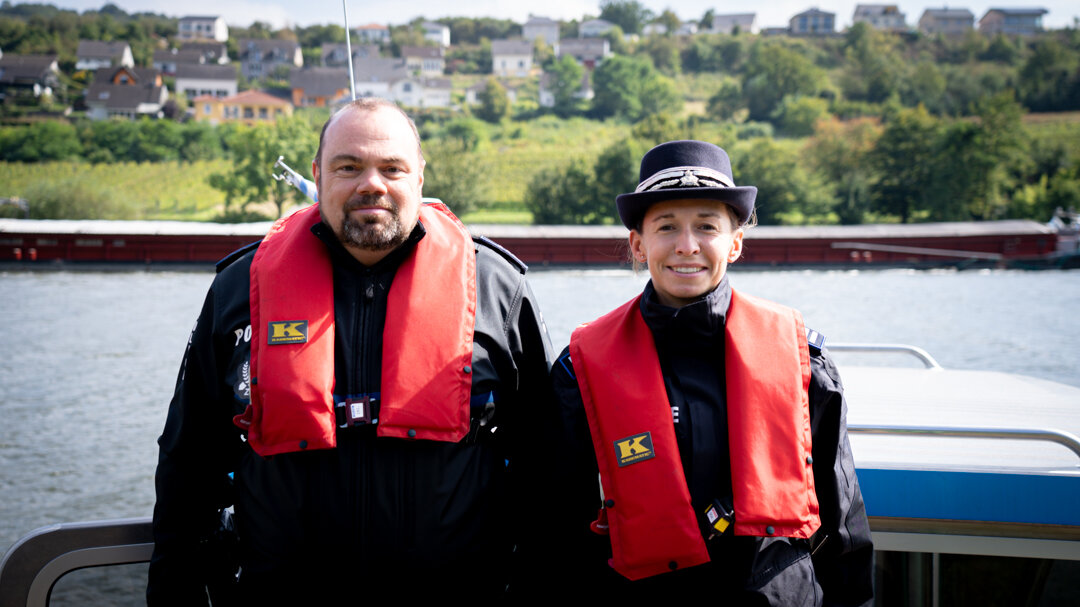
(215, 240), (260, 273)
(473, 235), (527, 274)
(806, 327), (826, 354)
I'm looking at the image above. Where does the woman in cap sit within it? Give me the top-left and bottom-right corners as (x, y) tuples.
(549, 141), (873, 603)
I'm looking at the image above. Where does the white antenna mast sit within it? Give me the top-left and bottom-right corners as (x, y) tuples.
(343, 0), (357, 100)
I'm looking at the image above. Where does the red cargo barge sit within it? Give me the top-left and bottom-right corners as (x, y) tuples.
(0, 218), (1065, 269)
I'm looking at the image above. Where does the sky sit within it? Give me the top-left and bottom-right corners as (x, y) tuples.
(13, 0), (1078, 31)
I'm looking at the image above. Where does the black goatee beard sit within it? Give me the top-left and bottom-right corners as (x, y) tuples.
(339, 194), (408, 252)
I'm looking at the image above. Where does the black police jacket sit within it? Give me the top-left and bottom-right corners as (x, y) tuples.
(148, 221), (554, 604)
(546, 276), (874, 605)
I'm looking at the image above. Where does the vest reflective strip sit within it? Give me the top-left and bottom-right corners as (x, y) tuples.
(570, 290), (820, 581)
(248, 203), (476, 456)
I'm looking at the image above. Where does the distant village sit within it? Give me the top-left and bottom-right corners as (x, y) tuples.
(0, 6), (1055, 123)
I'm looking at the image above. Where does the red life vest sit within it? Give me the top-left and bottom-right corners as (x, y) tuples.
(568, 289), (820, 581)
(239, 202), (477, 457)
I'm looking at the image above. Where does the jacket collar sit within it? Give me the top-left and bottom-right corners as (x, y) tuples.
(639, 274), (731, 346)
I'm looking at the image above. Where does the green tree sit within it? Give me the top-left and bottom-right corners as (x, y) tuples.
(839, 22), (903, 103)
(592, 55), (681, 121)
(742, 42), (826, 121)
(422, 139), (487, 215)
(208, 116), (317, 221)
(592, 137), (650, 208)
(599, 0), (652, 34)
(654, 9), (680, 36)
(733, 138), (833, 224)
(548, 55), (585, 117)
(1020, 38), (1080, 112)
(707, 79), (743, 121)
(475, 77), (510, 124)
(639, 35), (681, 74)
(871, 105), (944, 223)
(773, 95), (830, 137)
(807, 117), (882, 224)
(1, 120), (82, 162)
(441, 118), (485, 152)
(525, 160), (602, 224)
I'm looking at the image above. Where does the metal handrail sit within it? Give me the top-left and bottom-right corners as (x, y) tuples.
(0, 517), (152, 607)
(849, 424), (1080, 463)
(828, 343), (943, 370)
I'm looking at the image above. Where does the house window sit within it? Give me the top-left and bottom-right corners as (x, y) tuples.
(403, 83), (412, 92)
(243, 107), (254, 118)
(259, 108), (268, 119)
(184, 89), (196, 97)
(203, 103), (211, 114)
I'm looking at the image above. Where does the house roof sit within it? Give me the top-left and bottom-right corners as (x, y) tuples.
(525, 16), (559, 26)
(580, 19), (614, 28)
(421, 21), (448, 30)
(91, 66), (160, 85)
(237, 39), (300, 60)
(354, 23), (388, 30)
(220, 89), (291, 106)
(180, 41), (228, 57)
(922, 8), (975, 18)
(179, 15), (222, 21)
(153, 49), (205, 64)
(86, 78), (165, 111)
(491, 39), (533, 55)
(76, 40), (130, 60)
(176, 63), (236, 80)
(558, 38), (608, 55)
(854, 4), (901, 16)
(794, 8), (835, 17)
(352, 57), (409, 82)
(0, 54), (58, 83)
(983, 7), (1048, 16)
(290, 67), (351, 97)
(401, 46), (443, 59)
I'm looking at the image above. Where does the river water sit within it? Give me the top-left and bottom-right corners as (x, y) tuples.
(1, 267), (1079, 560)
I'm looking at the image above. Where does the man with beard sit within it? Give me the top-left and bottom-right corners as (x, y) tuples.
(148, 99), (555, 603)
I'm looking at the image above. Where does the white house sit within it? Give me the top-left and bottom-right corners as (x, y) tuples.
(579, 19), (616, 38)
(421, 22), (451, 47)
(175, 63), (237, 99)
(75, 40), (133, 71)
(354, 23), (390, 45)
(491, 39), (533, 77)
(523, 16), (560, 46)
(177, 16), (228, 42)
(85, 66), (168, 120)
(556, 38), (611, 69)
(712, 13), (758, 35)
(853, 5), (907, 31)
(401, 46), (445, 76)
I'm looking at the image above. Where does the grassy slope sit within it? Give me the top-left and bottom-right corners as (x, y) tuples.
(2, 112), (1078, 224)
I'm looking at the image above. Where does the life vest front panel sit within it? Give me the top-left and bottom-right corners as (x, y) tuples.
(570, 289), (820, 580)
(245, 203), (476, 456)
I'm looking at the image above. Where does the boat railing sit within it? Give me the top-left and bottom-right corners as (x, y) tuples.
(0, 517), (152, 607)
(848, 424), (1080, 463)
(828, 342), (943, 369)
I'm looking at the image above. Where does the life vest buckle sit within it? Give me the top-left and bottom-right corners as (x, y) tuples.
(704, 498), (734, 539)
(335, 393), (380, 428)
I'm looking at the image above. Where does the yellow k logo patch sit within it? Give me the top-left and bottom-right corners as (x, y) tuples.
(268, 320), (308, 345)
(614, 431), (655, 467)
